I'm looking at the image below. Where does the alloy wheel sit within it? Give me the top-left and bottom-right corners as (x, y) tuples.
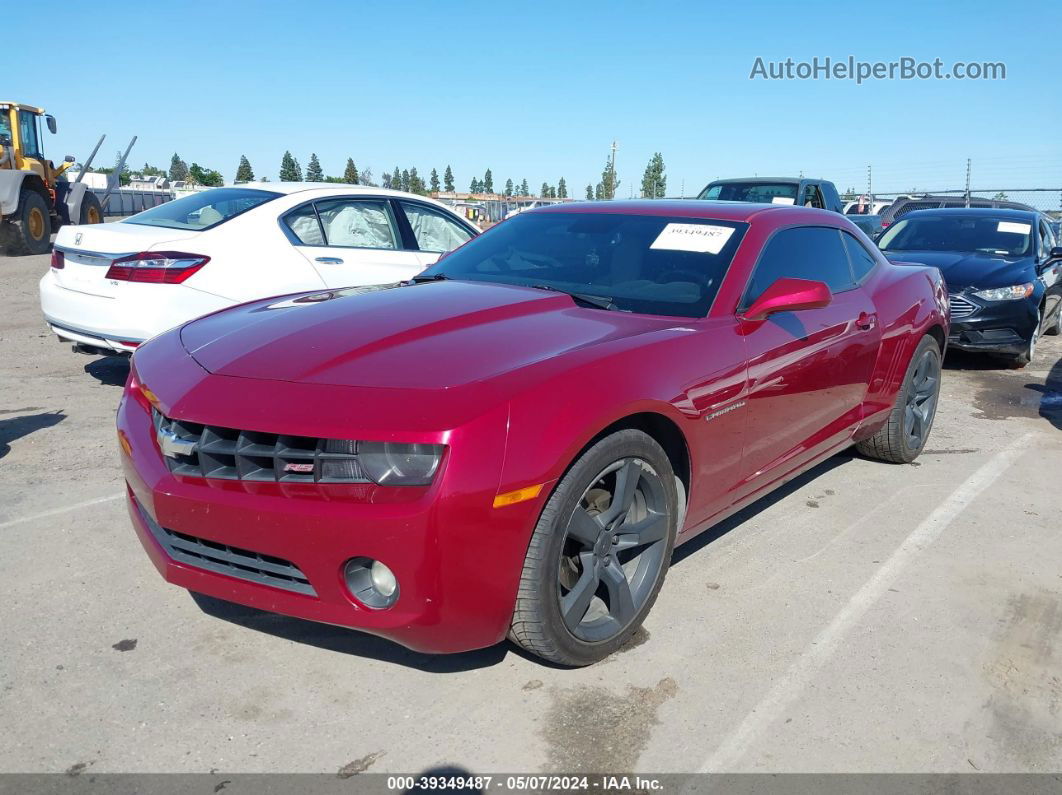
(557, 458), (670, 642)
(904, 349), (940, 449)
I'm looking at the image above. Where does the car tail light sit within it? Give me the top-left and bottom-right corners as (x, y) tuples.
(105, 251), (209, 284)
(51, 250), (65, 269)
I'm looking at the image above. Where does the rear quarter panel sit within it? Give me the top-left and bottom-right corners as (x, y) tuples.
(857, 260), (948, 437)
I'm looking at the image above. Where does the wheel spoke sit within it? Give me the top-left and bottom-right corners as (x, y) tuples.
(566, 506), (603, 549)
(560, 552), (599, 630)
(598, 460), (640, 525)
(600, 560), (636, 623)
(615, 511), (668, 551)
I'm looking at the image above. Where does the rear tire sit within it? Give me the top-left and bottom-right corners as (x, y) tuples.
(509, 429), (678, 666)
(1043, 300), (1061, 337)
(79, 192), (103, 225)
(6, 189), (52, 255)
(856, 334), (941, 464)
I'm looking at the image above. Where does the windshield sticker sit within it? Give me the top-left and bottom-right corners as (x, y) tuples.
(771, 196), (795, 205)
(997, 221), (1031, 235)
(650, 223), (735, 255)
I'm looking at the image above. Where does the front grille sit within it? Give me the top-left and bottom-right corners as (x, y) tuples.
(949, 294), (978, 320)
(152, 409), (368, 483)
(133, 496), (315, 595)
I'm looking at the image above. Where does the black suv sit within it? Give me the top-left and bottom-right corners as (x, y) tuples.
(879, 195), (1036, 230)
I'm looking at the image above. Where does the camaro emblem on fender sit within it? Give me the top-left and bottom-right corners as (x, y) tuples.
(284, 462), (314, 473)
(157, 428), (197, 458)
(705, 401), (746, 422)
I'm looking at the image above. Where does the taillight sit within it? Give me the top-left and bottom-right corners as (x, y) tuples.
(51, 250), (65, 269)
(105, 251), (209, 284)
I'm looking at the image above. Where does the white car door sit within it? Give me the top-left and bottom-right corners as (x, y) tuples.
(284, 197), (422, 287)
(397, 200), (477, 268)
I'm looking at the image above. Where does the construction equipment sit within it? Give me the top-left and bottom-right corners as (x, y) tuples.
(0, 102), (105, 255)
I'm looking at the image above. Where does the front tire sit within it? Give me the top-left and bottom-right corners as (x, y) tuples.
(509, 429), (678, 666)
(1006, 309), (1040, 369)
(79, 192), (103, 225)
(856, 334), (941, 464)
(6, 189), (52, 255)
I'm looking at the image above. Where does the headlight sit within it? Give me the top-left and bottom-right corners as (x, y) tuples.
(972, 283), (1034, 301)
(357, 442), (444, 486)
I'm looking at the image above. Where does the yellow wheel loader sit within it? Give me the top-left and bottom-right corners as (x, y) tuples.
(0, 102), (104, 255)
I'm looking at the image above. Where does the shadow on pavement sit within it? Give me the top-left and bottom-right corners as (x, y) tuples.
(84, 355), (130, 387)
(671, 450), (857, 567)
(189, 591), (511, 672)
(0, 410), (66, 459)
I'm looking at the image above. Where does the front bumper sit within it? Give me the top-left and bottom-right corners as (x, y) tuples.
(947, 292), (1038, 355)
(117, 342), (544, 655)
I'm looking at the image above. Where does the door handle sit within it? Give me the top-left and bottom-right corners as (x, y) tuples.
(856, 312), (877, 331)
(315, 257), (344, 265)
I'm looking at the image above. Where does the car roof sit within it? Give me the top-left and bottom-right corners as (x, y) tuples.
(705, 177), (807, 184)
(238, 182), (422, 198)
(900, 207), (1040, 220)
(532, 199), (832, 223)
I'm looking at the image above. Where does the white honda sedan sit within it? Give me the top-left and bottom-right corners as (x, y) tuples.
(39, 183), (478, 354)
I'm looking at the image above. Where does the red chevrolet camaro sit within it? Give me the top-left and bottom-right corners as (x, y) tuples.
(119, 201), (948, 665)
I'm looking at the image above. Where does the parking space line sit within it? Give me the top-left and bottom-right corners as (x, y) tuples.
(0, 491), (125, 530)
(697, 434), (1035, 773)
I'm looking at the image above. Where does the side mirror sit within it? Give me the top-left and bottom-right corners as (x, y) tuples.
(742, 278), (833, 321)
(63, 155), (75, 163)
(46, 115), (57, 134)
(1050, 246), (1062, 260)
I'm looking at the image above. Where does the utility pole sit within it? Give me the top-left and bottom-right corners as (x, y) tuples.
(964, 158), (972, 207)
(866, 165), (873, 203)
(609, 140), (618, 200)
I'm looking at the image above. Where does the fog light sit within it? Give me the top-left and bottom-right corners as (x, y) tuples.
(343, 557), (400, 609)
(370, 560), (397, 597)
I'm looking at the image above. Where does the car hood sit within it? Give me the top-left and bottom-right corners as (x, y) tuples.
(179, 281), (674, 389)
(883, 250), (1034, 290)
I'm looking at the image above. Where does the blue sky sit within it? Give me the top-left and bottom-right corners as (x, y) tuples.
(10, 0), (1061, 196)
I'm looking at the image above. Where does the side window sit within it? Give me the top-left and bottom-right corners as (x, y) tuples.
(743, 227), (854, 307)
(803, 185), (825, 209)
(283, 204), (325, 245)
(313, 199), (398, 249)
(17, 111), (41, 158)
(841, 231), (878, 282)
(400, 202), (474, 252)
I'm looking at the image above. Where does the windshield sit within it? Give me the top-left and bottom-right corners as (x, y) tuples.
(878, 215), (1033, 258)
(124, 187), (281, 231)
(698, 182), (798, 204)
(419, 212), (748, 318)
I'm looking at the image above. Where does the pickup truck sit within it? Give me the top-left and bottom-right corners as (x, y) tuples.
(697, 177), (843, 213)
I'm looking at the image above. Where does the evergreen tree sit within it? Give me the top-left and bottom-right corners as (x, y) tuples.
(358, 167), (374, 186)
(279, 151), (302, 181)
(444, 165), (455, 192)
(558, 177), (567, 199)
(169, 153), (189, 182)
(235, 155), (254, 183)
(469, 177), (480, 193)
(188, 163), (224, 187)
(586, 184), (594, 200)
(381, 170), (393, 189)
(595, 183), (604, 200)
(430, 168), (440, 193)
(601, 153), (619, 200)
(401, 169), (411, 192)
(392, 167), (401, 191)
(540, 182), (549, 198)
(483, 169), (494, 194)
(306, 153), (324, 182)
(409, 167), (424, 194)
(640, 152), (666, 199)
(343, 158), (359, 184)
(520, 178), (529, 196)
(505, 178), (514, 197)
